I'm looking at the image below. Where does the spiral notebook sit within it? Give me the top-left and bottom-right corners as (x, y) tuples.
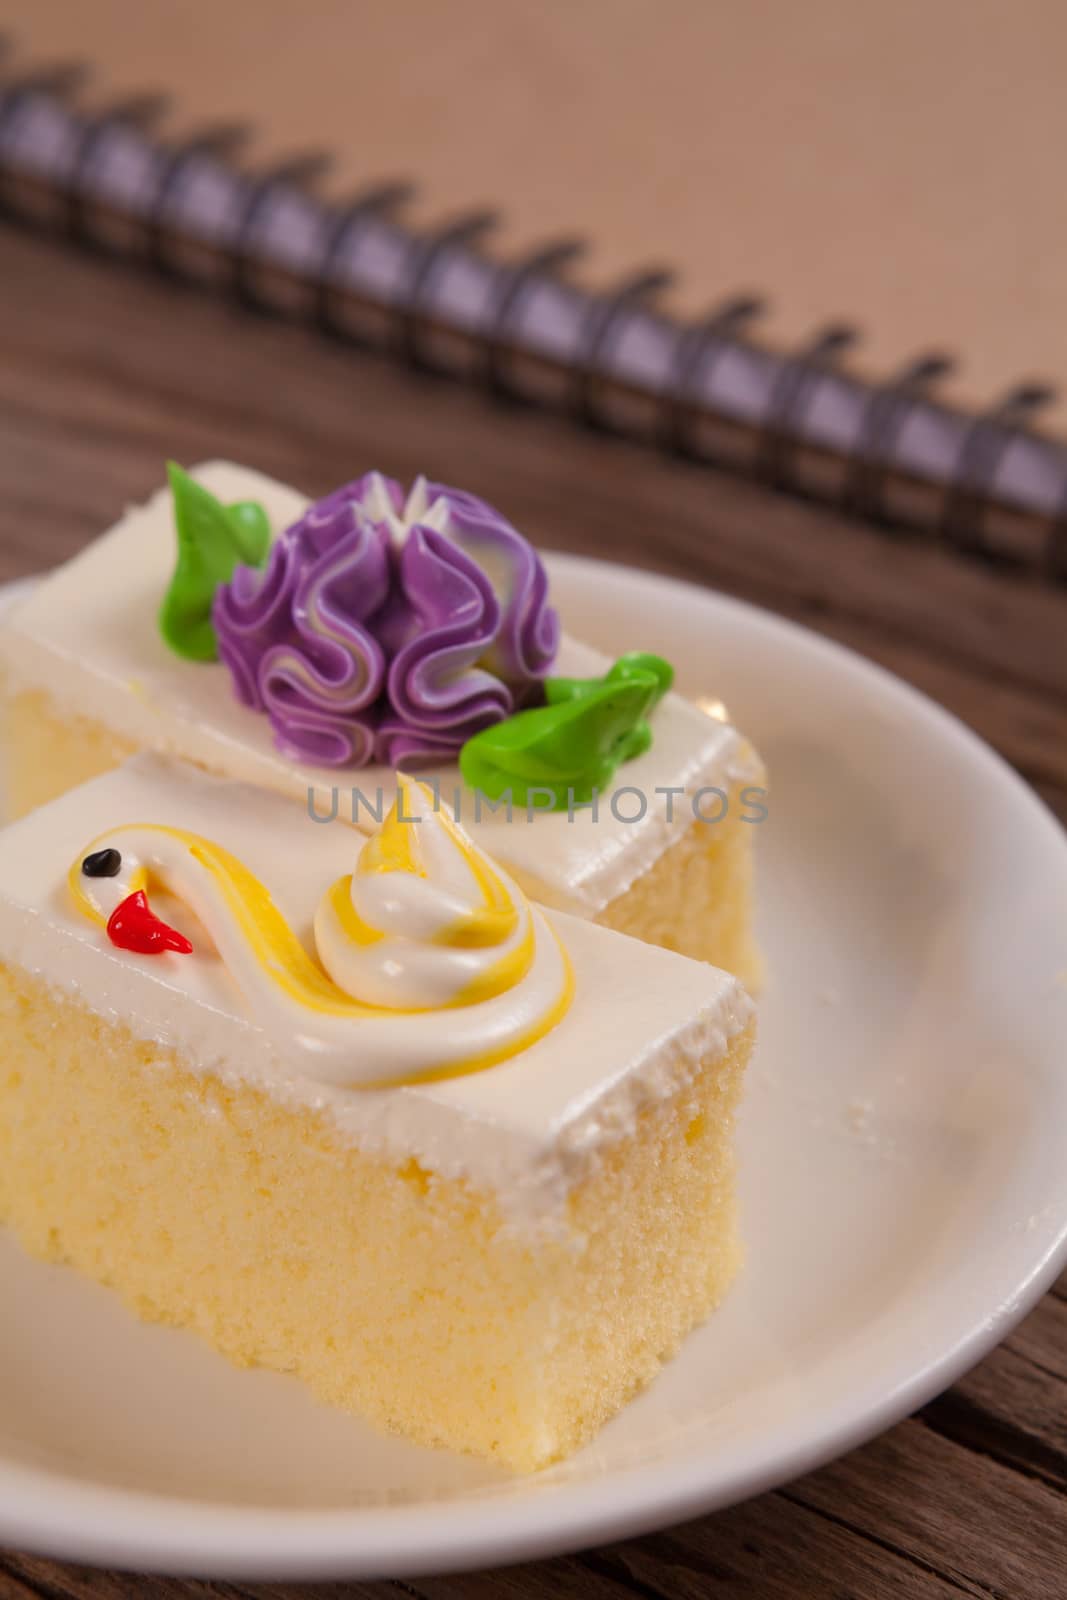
(2, 8), (1067, 586)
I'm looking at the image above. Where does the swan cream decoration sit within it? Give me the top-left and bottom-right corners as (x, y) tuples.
(68, 774), (573, 1088)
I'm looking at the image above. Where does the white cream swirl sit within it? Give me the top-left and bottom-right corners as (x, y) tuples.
(315, 774), (539, 1011)
(69, 774), (572, 1089)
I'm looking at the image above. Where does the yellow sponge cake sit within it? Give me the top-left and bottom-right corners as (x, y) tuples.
(0, 755), (753, 1470)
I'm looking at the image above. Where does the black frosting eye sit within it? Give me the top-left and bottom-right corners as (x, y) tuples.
(82, 848), (122, 878)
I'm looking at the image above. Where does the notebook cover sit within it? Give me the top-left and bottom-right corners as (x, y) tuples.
(7, 0), (1067, 428)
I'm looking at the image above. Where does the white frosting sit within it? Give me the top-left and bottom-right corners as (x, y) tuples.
(0, 461), (763, 916)
(70, 777), (571, 1088)
(0, 755), (752, 1225)
(362, 471), (450, 545)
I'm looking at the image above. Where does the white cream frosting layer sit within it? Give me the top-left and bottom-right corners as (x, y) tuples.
(0, 462), (761, 915)
(0, 755), (752, 1223)
(69, 776), (572, 1089)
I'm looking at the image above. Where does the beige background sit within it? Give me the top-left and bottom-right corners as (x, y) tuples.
(7, 0), (1067, 423)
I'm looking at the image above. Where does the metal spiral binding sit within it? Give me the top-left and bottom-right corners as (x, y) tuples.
(66, 92), (169, 245)
(843, 353), (955, 524)
(483, 237), (585, 397)
(939, 382), (1056, 559)
(0, 60), (89, 215)
(754, 324), (859, 488)
(0, 59), (88, 129)
(662, 295), (765, 454)
(572, 268), (673, 428)
(315, 181), (414, 335)
(0, 55), (1065, 583)
(148, 123), (250, 273)
(395, 209), (498, 370)
(232, 152), (331, 308)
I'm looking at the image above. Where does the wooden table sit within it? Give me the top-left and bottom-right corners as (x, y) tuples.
(0, 223), (1064, 1600)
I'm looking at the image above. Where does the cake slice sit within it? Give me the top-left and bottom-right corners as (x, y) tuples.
(0, 462), (764, 984)
(0, 754), (753, 1470)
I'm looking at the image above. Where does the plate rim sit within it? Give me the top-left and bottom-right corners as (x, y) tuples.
(2, 551), (1066, 1579)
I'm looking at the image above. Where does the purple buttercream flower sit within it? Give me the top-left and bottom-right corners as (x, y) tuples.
(211, 472), (560, 768)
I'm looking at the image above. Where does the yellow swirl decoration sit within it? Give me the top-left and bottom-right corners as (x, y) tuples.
(68, 775), (573, 1088)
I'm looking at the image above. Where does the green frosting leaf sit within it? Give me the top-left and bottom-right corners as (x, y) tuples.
(158, 463), (271, 662)
(459, 651), (675, 809)
(225, 499), (272, 563)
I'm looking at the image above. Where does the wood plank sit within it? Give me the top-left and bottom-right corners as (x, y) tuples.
(1006, 1289), (1067, 1386)
(924, 1349), (1067, 1493)
(789, 1421), (1067, 1600)
(0, 1553), (236, 1600)
(574, 1484), (983, 1600)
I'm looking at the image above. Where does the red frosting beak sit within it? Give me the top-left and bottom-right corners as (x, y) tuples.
(106, 889), (194, 956)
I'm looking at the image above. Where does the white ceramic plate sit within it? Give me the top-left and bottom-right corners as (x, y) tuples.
(1, 556), (1066, 1580)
